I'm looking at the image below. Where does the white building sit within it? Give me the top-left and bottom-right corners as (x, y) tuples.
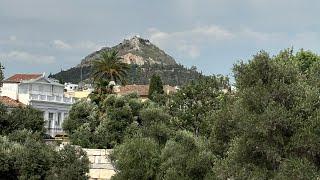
(64, 82), (79, 92)
(1, 73), (75, 137)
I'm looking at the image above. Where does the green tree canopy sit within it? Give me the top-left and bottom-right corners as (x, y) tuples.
(0, 135), (89, 180)
(0, 106), (45, 135)
(168, 75), (230, 137)
(148, 74), (164, 99)
(47, 145), (90, 180)
(109, 49), (320, 179)
(54, 48), (320, 179)
(92, 50), (129, 85)
(159, 131), (216, 180)
(64, 94), (147, 149)
(62, 100), (98, 134)
(110, 138), (161, 180)
(214, 50), (320, 179)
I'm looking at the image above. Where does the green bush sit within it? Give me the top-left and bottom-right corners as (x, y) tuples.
(110, 138), (160, 180)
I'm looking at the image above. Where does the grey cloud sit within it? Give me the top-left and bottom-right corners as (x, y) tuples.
(1, 0), (320, 77)
(0, 51), (55, 65)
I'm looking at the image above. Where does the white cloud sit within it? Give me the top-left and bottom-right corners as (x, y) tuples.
(148, 25), (234, 43)
(290, 32), (320, 49)
(178, 44), (200, 58)
(0, 51), (55, 64)
(192, 25), (234, 39)
(52, 39), (103, 51)
(0, 36), (47, 49)
(74, 41), (103, 51)
(53, 40), (72, 49)
(240, 28), (285, 42)
(9, 35), (17, 41)
(146, 25), (301, 59)
(147, 25), (234, 58)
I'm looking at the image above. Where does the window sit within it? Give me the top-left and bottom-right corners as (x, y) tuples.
(49, 113), (54, 120)
(48, 113), (54, 128)
(57, 113), (61, 126)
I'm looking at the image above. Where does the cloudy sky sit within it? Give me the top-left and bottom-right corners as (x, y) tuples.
(1, 0), (320, 78)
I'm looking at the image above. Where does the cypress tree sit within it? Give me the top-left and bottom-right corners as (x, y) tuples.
(148, 74), (164, 99)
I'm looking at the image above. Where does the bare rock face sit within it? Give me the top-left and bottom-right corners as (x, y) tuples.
(78, 36), (177, 67)
(128, 36), (141, 51)
(121, 53), (144, 65)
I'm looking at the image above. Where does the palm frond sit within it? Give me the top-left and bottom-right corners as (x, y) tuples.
(91, 50), (129, 85)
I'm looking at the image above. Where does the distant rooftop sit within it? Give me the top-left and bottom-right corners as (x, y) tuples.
(0, 96), (25, 108)
(117, 85), (149, 97)
(4, 73), (43, 83)
(116, 84), (177, 97)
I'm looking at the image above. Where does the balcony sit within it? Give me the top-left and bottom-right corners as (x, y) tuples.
(30, 94), (75, 104)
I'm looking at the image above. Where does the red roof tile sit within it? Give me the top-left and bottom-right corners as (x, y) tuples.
(5, 74), (43, 83)
(0, 96), (25, 108)
(117, 85), (150, 97)
(116, 85), (177, 97)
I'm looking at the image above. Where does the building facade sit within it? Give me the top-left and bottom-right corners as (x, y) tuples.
(64, 82), (79, 92)
(1, 74), (75, 137)
(64, 82), (93, 99)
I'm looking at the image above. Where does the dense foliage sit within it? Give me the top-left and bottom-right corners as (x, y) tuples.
(63, 94), (148, 149)
(0, 105), (90, 179)
(61, 48), (320, 179)
(107, 49), (320, 179)
(0, 105), (45, 136)
(51, 63), (202, 86)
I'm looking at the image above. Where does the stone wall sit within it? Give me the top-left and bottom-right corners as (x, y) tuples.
(83, 149), (116, 180)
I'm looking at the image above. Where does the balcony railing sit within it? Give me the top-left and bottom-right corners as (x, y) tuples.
(30, 94), (75, 104)
(46, 128), (64, 137)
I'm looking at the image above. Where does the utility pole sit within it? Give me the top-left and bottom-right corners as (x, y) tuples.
(80, 63), (83, 89)
(0, 63), (5, 92)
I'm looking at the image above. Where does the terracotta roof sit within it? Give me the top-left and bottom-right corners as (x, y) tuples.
(117, 85), (149, 97)
(5, 74), (43, 83)
(116, 85), (177, 97)
(0, 96), (25, 108)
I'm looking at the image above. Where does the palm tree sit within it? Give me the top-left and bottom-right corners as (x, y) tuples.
(91, 50), (129, 85)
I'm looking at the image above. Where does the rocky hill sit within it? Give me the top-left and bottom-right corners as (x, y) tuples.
(79, 36), (176, 67)
(51, 36), (202, 86)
